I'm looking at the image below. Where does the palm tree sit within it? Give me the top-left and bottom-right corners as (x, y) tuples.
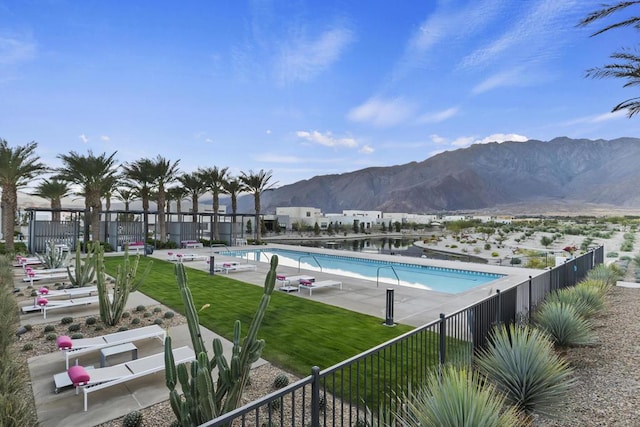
(0, 140), (48, 251)
(167, 186), (188, 215)
(239, 169), (277, 242)
(123, 158), (155, 242)
(178, 171), (207, 221)
(150, 156), (180, 243)
(223, 177), (245, 244)
(579, 1), (640, 116)
(199, 166), (229, 241)
(56, 150), (119, 243)
(114, 188), (135, 212)
(32, 178), (70, 222)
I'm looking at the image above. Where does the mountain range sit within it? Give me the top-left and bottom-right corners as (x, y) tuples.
(227, 137), (640, 215)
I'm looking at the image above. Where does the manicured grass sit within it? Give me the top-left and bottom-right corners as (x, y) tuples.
(103, 256), (415, 377)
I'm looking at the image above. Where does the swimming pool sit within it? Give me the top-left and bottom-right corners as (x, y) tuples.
(219, 248), (503, 294)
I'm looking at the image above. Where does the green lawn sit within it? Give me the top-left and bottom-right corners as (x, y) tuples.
(103, 256), (415, 377)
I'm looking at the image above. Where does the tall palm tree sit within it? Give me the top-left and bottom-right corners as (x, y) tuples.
(150, 156), (180, 243)
(199, 166), (229, 241)
(579, 1), (640, 116)
(167, 186), (188, 215)
(239, 169), (277, 242)
(223, 177), (245, 244)
(178, 171), (207, 221)
(123, 158), (155, 241)
(0, 140), (48, 251)
(114, 188), (135, 212)
(32, 178), (71, 222)
(56, 150), (119, 243)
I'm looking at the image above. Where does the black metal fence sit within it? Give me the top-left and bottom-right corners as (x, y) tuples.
(200, 246), (604, 427)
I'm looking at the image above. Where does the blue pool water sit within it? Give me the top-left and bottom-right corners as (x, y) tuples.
(220, 248), (503, 294)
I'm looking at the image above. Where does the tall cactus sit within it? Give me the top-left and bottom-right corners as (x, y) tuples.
(35, 240), (70, 269)
(67, 240), (97, 287)
(95, 246), (153, 326)
(165, 255), (278, 426)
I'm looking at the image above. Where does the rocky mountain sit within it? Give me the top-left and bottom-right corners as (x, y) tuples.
(227, 137), (640, 214)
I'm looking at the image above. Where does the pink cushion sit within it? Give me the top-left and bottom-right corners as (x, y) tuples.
(223, 263), (231, 267)
(167, 252), (173, 255)
(276, 275), (286, 280)
(39, 287), (49, 295)
(300, 280), (313, 286)
(57, 335), (73, 350)
(36, 297), (48, 306)
(68, 365), (90, 386)
(28, 271), (35, 277)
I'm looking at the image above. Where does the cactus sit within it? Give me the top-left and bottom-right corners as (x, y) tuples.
(35, 240), (70, 269)
(165, 255), (278, 426)
(95, 245), (153, 326)
(273, 373), (289, 389)
(68, 241), (97, 287)
(122, 410), (143, 427)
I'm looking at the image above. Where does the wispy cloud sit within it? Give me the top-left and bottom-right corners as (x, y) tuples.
(563, 110), (627, 126)
(347, 97), (416, 127)
(79, 134), (89, 144)
(256, 154), (304, 163)
(0, 36), (36, 66)
(277, 27), (355, 85)
(296, 130), (357, 148)
(441, 133), (529, 149)
(100, 135), (110, 142)
(359, 145), (374, 154)
(419, 107), (459, 124)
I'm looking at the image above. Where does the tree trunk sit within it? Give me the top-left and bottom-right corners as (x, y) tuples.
(254, 193), (261, 242)
(191, 195), (198, 221)
(2, 186), (17, 252)
(213, 192), (219, 241)
(157, 190), (166, 243)
(88, 192), (102, 242)
(52, 198), (62, 222)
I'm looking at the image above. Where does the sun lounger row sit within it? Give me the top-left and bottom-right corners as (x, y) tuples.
(215, 263), (257, 274)
(21, 295), (101, 319)
(68, 345), (194, 411)
(23, 271), (70, 284)
(166, 252), (209, 262)
(57, 324), (167, 369)
(13, 256), (42, 268)
(21, 285), (99, 309)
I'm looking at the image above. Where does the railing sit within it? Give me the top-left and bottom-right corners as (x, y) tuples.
(200, 246), (604, 427)
(298, 255), (323, 272)
(376, 265), (400, 288)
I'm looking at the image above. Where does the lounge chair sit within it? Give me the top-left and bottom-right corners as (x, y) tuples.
(276, 274), (315, 291)
(22, 271), (69, 284)
(298, 279), (342, 296)
(23, 285), (98, 308)
(57, 324), (167, 369)
(13, 256), (42, 267)
(67, 345), (194, 411)
(21, 295), (100, 319)
(168, 252), (208, 262)
(23, 266), (71, 276)
(219, 263), (257, 274)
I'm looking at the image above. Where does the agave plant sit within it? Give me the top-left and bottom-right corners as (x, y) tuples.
(544, 286), (602, 319)
(533, 301), (596, 347)
(475, 324), (575, 418)
(396, 365), (524, 427)
(586, 263), (622, 287)
(35, 240), (70, 269)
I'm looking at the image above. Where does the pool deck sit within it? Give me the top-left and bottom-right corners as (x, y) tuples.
(157, 243), (538, 327)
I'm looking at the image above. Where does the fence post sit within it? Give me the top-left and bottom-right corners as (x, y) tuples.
(495, 289), (501, 326)
(311, 366), (321, 427)
(209, 255), (215, 275)
(439, 313), (446, 366)
(385, 288), (394, 326)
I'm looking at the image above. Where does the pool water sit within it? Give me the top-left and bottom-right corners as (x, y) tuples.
(221, 248), (502, 294)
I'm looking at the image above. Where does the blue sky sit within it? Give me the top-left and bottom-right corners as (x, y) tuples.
(2, 0), (640, 187)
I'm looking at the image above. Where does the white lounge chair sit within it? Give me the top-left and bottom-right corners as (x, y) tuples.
(67, 345), (194, 411)
(57, 324), (167, 369)
(169, 253), (208, 262)
(23, 267), (71, 276)
(219, 263), (257, 274)
(21, 295), (100, 319)
(13, 256), (42, 267)
(298, 280), (342, 296)
(23, 285), (98, 309)
(276, 274), (315, 291)
(22, 271), (70, 284)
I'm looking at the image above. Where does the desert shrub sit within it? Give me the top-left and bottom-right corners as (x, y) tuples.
(30, 290), (37, 297)
(122, 410), (143, 427)
(46, 333), (57, 341)
(491, 252), (499, 257)
(606, 251), (619, 258)
(44, 325), (56, 333)
(143, 312), (152, 318)
(67, 323), (81, 332)
(60, 316), (73, 325)
(71, 333), (84, 339)
(153, 318), (163, 325)
(396, 365), (523, 426)
(586, 264), (622, 286)
(484, 243), (491, 250)
(473, 247), (481, 254)
(533, 301), (595, 347)
(476, 324), (574, 417)
(118, 326), (129, 332)
(153, 307), (162, 313)
(94, 325), (104, 332)
(21, 343), (33, 352)
(24, 324), (32, 332)
(85, 317), (97, 325)
(450, 244), (458, 249)
(268, 399), (280, 411)
(135, 305), (146, 312)
(122, 311), (131, 319)
(164, 311), (175, 319)
(131, 318), (141, 325)
(510, 258), (522, 265)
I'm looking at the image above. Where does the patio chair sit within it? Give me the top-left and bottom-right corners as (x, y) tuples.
(57, 324), (167, 369)
(220, 263), (257, 274)
(21, 295), (100, 319)
(23, 285), (99, 309)
(298, 280), (342, 296)
(67, 345), (195, 411)
(275, 274), (315, 291)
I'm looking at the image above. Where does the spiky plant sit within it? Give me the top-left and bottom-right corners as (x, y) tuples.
(475, 324), (575, 418)
(586, 263), (621, 287)
(68, 241), (97, 287)
(165, 255), (278, 426)
(576, 278), (610, 299)
(122, 410), (143, 427)
(543, 287), (600, 319)
(533, 301), (596, 347)
(570, 282), (607, 317)
(396, 365), (525, 427)
(35, 240), (70, 269)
